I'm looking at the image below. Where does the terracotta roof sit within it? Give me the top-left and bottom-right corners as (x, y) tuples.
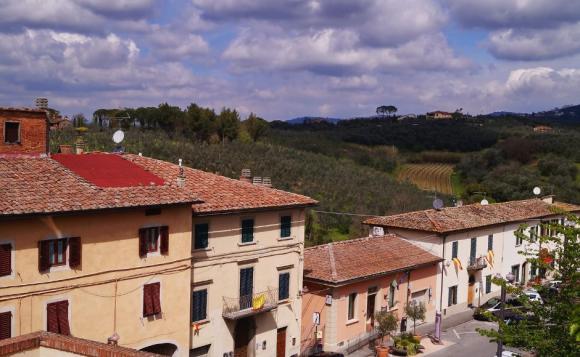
(0, 107), (47, 115)
(365, 199), (580, 234)
(304, 235), (441, 285)
(123, 154), (318, 214)
(0, 331), (162, 356)
(0, 153), (201, 217)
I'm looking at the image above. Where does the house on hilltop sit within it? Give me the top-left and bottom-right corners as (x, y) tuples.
(426, 111), (453, 120)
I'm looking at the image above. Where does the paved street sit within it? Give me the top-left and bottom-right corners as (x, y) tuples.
(428, 319), (498, 357)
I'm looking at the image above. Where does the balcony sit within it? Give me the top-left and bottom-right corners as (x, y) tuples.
(467, 256), (487, 271)
(222, 288), (278, 320)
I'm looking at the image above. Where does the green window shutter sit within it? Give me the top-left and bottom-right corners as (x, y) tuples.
(194, 224), (209, 249)
(451, 241), (458, 259)
(241, 219), (254, 243)
(487, 235), (493, 251)
(280, 216), (291, 238)
(192, 289), (207, 322)
(278, 273), (290, 300)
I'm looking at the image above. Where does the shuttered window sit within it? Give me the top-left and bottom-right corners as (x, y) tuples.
(451, 241), (458, 259)
(280, 216), (291, 238)
(448, 286), (457, 306)
(4, 122), (20, 144)
(194, 224), (209, 250)
(485, 275), (492, 294)
(0, 311), (11, 340)
(241, 219), (254, 243)
(470, 238), (477, 260)
(143, 283), (161, 317)
(488, 235), (493, 251)
(47, 301), (70, 335)
(347, 293), (356, 320)
(192, 289), (207, 322)
(239, 268), (254, 310)
(38, 238), (80, 272)
(139, 226), (169, 257)
(0, 244), (12, 277)
(278, 272), (290, 300)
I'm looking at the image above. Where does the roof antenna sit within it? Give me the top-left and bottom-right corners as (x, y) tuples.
(475, 191), (488, 205)
(176, 158), (185, 187)
(112, 129), (125, 153)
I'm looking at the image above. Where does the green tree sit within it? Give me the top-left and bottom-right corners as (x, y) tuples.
(243, 113), (269, 142)
(216, 108), (240, 143)
(386, 105), (398, 117)
(405, 301), (426, 334)
(477, 212), (580, 356)
(375, 310), (398, 347)
(72, 113), (87, 128)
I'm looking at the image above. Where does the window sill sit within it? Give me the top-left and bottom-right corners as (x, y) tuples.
(278, 237), (294, 241)
(192, 247), (212, 252)
(238, 241), (257, 247)
(192, 319), (210, 326)
(346, 319), (359, 326)
(278, 299), (290, 305)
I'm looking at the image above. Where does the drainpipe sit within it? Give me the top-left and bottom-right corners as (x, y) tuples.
(439, 235), (447, 313)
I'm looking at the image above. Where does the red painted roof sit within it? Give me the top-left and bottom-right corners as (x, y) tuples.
(53, 153), (164, 187)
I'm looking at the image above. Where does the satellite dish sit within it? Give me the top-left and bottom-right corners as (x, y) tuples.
(112, 130), (125, 144)
(433, 198), (444, 210)
(533, 186), (541, 196)
(481, 199), (489, 205)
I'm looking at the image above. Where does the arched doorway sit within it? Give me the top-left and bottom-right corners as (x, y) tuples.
(234, 317), (255, 357)
(141, 343), (178, 356)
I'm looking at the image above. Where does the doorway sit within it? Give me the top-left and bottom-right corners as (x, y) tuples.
(522, 262), (528, 284)
(276, 327), (287, 357)
(234, 317), (255, 357)
(366, 292), (377, 331)
(467, 274), (476, 307)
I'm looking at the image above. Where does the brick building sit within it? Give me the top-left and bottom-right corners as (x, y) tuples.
(0, 108), (48, 156)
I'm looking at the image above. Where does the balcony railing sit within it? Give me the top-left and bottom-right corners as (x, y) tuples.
(467, 256), (487, 271)
(222, 288), (278, 320)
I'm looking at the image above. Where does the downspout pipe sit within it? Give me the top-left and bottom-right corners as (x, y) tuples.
(439, 235), (447, 313)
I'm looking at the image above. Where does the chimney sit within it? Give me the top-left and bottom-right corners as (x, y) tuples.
(252, 176), (262, 185)
(176, 158), (185, 187)
(541, 195), (554, 204)
(240, 169), (252, 183)
(58, 145), (73, 154)
(35, 97), (48, 110)
(262, 177), (272, 187)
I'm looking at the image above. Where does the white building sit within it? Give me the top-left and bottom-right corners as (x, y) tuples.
(364, 197), (579, 316)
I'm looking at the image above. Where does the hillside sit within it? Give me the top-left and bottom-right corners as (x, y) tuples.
(51, 128), (432, 245)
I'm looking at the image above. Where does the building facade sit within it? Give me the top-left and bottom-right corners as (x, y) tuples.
(0, 108), (48, 155)
(301, 236), (441, 355)
(365, 198), (579, 316)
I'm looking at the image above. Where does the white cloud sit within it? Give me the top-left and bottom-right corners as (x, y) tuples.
(147, 26), (209, 61)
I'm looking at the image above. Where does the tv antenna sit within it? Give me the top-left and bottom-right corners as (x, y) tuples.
(112, 130), (125, 153)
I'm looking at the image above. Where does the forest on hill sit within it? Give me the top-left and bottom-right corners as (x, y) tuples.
(57, 102), (580, 244)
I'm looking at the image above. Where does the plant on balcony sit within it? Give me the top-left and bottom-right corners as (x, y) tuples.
(374, 310), (398, 356)
(404, 301), (426, 335)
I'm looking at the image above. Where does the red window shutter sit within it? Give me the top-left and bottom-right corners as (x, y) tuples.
(38, 241), (50, 272)
(68, 237), (81, 269)
(0, 311), (11, 340)
(139, 229), (147, 257)
(143, 284), (153, 316)
(160, 226), (169, 255)
(57, 301), (70, 336)
(151, 282), (161, 314)
(47, 302), (59, 333)
(0, 244), (11, 276)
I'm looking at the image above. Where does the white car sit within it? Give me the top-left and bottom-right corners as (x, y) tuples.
(524, 290), (543, 304)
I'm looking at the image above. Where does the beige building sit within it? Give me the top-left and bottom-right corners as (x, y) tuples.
(0, 110), (317, 357)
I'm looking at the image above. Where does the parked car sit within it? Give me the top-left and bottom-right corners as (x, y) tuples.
(523, 289), (543, 304)
(474, 297), (523, 321)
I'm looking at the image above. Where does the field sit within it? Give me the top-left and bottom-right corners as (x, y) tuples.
(397, 163), (455, 195)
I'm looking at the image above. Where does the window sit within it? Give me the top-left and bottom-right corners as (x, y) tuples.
(139, 226), (168, 257)
(515, 234), (523, 246)
(47, 301), (70, 335)
(143, 282), (161, 317)
(239, 267), (254, 310)
(0, 311), (11, 340)
(280, 216), (292, 238)
(192, 289), (207, 322)
(241, 219), (254, 243)
(511, 265), (520, 283)
(530, 226), (538, 242)
(451, 241), (458, 259)
(279, 272), (290, 300)
(4, 122), (20, 144)
(38, 238), (81, 271)
(388, 284), (396, 309)
(530, 262), (538, 278)
(470, 238), (477, 260)
(487, 235), (493, 251)
(485, 275), (492, 294)
(194, 223), (209, 250)
(347, 293), (357, 320)
(0, 244), (12, 277)
(448, 286), (458, 306)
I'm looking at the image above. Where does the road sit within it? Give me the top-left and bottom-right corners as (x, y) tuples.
(429, 319), (498, 357)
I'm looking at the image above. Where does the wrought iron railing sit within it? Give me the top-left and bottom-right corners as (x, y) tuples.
(222, 288), (278, 319)
(467, 256), (487, 271)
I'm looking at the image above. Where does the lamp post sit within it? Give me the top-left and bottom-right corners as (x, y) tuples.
(496, 272), (515, 357)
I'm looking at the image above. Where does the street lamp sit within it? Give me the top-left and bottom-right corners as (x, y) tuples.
(496, 272), (515, 357)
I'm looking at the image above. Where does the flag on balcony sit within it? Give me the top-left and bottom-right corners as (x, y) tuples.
(252, 294), (265, 310)
(486, 250), (494, 267)
(452, 258), (463, 270)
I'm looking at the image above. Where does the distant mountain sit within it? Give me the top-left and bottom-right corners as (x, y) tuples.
(486, 111), (527, 117)
(286, 116), (342, 124)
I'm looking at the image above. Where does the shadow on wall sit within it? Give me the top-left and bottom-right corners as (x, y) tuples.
(141, 342), (178, 356)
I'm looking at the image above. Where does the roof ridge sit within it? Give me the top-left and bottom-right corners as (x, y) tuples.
(424, 210), (442, 232)
(328, 243), (338, 282)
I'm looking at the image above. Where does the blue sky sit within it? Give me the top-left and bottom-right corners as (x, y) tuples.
(1, 0), (580, 120)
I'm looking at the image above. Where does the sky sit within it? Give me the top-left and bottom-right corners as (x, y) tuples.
(1, 0), (580, 120)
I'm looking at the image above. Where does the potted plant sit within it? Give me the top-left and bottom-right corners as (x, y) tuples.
(374, 310), (398, 357)
(391, 333), (422, 356)
(404, 301), (426, 339)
